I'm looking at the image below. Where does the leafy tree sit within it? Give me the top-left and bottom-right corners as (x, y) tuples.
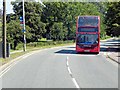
(105, 2), (120, 36)
(51, 22), (67, 41)
(7, 1), (108, 43)
(0, 9), (2, 41)
(7, 20), (31, 49)
(11, 1), (46, 41)
(42, 2), (106, 40)
(0, 9), (2, 20)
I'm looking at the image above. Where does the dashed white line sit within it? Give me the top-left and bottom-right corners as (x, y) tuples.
(66, 56), (80, 89)
(72, 78), (80, 88)
(67, 56), (69, 60)
(67, 60), (69, 66)
(67, 67), (72, 75)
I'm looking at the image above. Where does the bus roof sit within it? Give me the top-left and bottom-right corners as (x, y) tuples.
(77, 16), (100, 27)
(78, 16), (99, 17)
(78, 16), (100, 19)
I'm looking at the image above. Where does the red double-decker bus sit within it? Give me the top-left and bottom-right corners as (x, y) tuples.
(76, 16), (100, 54)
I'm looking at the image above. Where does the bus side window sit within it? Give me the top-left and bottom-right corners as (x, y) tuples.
(96, 38), (98, 43)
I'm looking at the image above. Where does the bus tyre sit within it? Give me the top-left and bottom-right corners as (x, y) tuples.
(96, 52), (99, 54)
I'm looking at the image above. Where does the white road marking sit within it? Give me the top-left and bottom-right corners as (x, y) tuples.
(0, 52), (35, 78)
(72, 78), (80, 88)
(67, 56), (69, 60)
(0, 49), (43, 78)
(0, 61), (18, 78)
(67, 67), (72, 75)
(66, 56), (80, 89)
(0, 46), (74, 78)
(21, 53), (33, 59)
(67, 60), (69, 66)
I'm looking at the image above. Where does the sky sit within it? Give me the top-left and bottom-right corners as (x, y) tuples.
(0, 0), (15, 14)
(0, 0), (45, 14)
(0, 0), (119, 14)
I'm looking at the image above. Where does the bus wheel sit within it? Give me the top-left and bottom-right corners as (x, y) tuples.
(96, 52), (99, 54)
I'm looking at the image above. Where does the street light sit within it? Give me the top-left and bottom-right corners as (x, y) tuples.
(38, 0), (46, 7)
(23, 0), (26, 52)
(3, 0), (6, 58)
(22, 0), (46, 52)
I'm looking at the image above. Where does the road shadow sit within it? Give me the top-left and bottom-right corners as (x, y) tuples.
(0, 42), (2, 58)
(55, 49), (98, 55)
(105, 39), (120, 42)
(100, 40), (120, 52)
(101, 44), (120, 47)
(67, 46), (75, 48)
(100, 47), (120, 52)
(55, 49), (76, 54)
(103, 42), (120, 44)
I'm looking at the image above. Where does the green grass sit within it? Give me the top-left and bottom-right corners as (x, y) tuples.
(0, 40), (74, 66)
(12, 40), (74, 50)
(100, 35), (111, 40)
(0, 52), (26, 66)
(38, 38), (47, 42)
(0, 21), (2, 42)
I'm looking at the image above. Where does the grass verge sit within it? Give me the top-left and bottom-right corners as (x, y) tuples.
(0, 41), (74, 66)
(100, 35), (111, 40)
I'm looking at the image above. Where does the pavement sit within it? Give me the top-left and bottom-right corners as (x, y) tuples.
(100, 37), (120, 64)
(107, 52), (119, 64)
(10, 50), (23, 54)
(0, 42), (2, 58)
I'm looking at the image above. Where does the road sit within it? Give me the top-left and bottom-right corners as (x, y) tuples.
(1, 39), (118, 89)
(0, 42), (2, 58)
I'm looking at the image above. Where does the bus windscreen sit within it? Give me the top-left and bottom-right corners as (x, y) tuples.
(77, 34), (98, 44)
(78, 17), (98, 26)
(78, 28), (98, 32)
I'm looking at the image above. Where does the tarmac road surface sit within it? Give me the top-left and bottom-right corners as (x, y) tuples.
(1, 40), (118, 89)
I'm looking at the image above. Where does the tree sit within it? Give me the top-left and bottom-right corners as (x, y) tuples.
(8, 1), (108, 43)
(11, 0), (46, 41)
(42, 2), (106, 40)
(0, 9), (2, 19)
(51, 22), (67, 41)
(105, 2), (120, 36)
(0, 9), (2, 41)
(7, 20), (31, 49)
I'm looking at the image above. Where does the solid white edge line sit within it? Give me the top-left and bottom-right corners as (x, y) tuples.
(0, 61), (18, 78)
(21, 53), (33, 59)
(0, 51), (36, 78)
(0, 67), (11, 78)
(0, 46), (71, 78)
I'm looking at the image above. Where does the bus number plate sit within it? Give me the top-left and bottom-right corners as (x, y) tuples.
(84, 50), (90, 52)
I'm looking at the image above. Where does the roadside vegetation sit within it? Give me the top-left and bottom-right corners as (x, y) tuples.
(0, 22), (2, 42)
(0, 9), (2, 42)
(0, 1), (120, 61)
(5, 1), (108, 50)
(0, 40), (74, 65)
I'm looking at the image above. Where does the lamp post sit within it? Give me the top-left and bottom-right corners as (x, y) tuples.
(22, 0), (45, 52)
(23, 0), (26, 52)
(3, 0), (6, 58)
(38, 0), (46, 7)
